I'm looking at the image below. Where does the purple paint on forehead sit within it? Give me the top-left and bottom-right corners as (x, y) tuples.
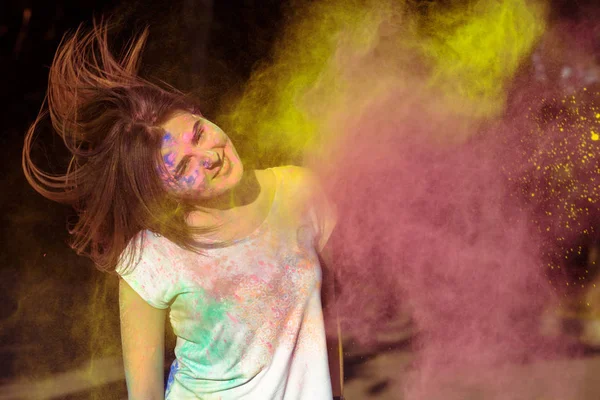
(163, 132), (175, 145)
(163, 152), (176, 169)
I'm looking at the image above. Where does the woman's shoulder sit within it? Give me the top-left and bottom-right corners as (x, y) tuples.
(266, 165), (316, 185)
(116, 230), (181, 275)
(263, 166), (324, 207)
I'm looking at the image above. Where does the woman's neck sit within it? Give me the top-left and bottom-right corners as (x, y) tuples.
(198, 169), (262, 211)
(187, 169), (276, 239)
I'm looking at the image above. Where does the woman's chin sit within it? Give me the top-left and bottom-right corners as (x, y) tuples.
(195, 178), (244, 204)
(218, 159), (244, 191)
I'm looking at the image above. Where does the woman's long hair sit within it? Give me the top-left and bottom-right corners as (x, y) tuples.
(23, 19), (212, 273)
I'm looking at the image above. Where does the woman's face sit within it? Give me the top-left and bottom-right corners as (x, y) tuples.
(159, 112), (243, 200)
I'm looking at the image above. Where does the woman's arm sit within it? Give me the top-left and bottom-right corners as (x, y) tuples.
(119, 278), (167, 400)
(320, 241), (344, 398)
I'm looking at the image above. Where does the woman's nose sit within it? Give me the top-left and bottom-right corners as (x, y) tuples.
(203, 124), (228, 149)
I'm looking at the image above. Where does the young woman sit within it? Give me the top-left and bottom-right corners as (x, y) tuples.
(23, 20), (343, 400)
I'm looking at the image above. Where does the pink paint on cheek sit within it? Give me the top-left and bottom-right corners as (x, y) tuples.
(182, 131), (195, 144)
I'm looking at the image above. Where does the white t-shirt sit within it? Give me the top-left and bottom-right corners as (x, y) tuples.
(117, 166), (337, 399)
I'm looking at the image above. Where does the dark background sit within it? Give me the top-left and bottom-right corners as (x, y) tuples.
(1, 0), (600, 399)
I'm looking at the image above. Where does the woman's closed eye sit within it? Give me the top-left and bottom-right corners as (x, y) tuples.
(174, 156), (191, 180)
(172, 121), (204, 179)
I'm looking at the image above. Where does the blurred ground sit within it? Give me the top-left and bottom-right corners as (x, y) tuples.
(2, 321), (600, 400)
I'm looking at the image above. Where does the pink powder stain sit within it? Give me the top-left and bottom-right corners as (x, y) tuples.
(226, 312), (239, 324)
(308, 79), (585, 398)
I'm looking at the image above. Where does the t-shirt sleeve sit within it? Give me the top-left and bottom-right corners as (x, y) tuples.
(115, 232), (178, 309)
(304, 169), (338, 252)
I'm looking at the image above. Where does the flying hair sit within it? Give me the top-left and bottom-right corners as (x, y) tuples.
(22, 19), (216, 273)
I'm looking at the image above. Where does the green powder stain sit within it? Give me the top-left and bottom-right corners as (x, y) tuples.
(171, 289), (238, 373)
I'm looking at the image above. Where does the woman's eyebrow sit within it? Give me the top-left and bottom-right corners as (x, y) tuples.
(173, 120), (202, 173)
(175, 155), (192, 176)
(192, 119), (202, 140)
